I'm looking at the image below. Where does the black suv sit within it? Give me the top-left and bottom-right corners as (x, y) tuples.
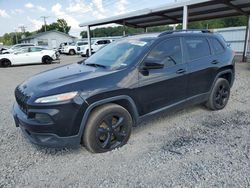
(13, 30), (235, 153)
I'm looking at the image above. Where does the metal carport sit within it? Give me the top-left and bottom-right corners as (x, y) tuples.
(79, 0), (250, 61)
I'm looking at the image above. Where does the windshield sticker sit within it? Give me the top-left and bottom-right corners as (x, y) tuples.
(129, 40), (147, 47)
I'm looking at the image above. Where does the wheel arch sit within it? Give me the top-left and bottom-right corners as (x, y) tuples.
(216, 65), (234, 86)
(77, 95), (139, 143)
(210, 68), (234, 93)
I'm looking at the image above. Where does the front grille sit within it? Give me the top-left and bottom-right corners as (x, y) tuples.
(15, 87), (30, 114)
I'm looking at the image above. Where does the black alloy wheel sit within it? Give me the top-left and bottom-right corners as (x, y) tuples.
(83, 104), (132, 153)
(96, 114), (129, 150)
(206, 78), (230, 110)
(214, 82), (230, 109)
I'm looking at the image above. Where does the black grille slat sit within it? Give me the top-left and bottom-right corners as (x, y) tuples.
(15, 87), (30, 114)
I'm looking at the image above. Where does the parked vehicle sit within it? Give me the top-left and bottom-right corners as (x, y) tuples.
(58, 42), (74, 54)
(61, 41), (88, 55)
(2, 43), (35, 54)
(78, 39), (113, 57)
(13, 30), (235, 153)
(0, 47), (7, 54)
(0, 46), (59, 67)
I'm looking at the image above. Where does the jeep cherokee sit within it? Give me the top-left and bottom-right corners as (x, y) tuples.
(12, 30), (235, 153)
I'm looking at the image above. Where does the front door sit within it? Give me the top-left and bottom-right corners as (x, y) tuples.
(137, 37), (188, 115)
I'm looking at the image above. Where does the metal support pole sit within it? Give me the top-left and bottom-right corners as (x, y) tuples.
(123, 21), (126, 36)
(87, 25), (92, 56)
(144, 27), (147, 33)
(182, 5), (188, 30)
(242, 15), (250, 62)
(173, 24), (176, 30)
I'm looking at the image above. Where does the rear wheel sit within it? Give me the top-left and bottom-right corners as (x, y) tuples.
(83, 103), (132, 153)
(1, 59), (11, 67)
(42, 56), (52, 64)
(69, 49), (75, 55)
(206, 78), (230, 110)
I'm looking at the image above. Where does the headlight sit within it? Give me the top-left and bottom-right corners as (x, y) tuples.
(35, 92), (78, 103)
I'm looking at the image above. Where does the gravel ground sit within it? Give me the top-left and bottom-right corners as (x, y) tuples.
(0, 56), (250, 187)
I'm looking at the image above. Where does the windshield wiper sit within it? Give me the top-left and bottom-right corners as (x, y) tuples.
(85, 63), (106, 68)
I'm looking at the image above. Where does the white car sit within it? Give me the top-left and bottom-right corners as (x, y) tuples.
(0, 46), (59, 67)
(2, 43), (35, 54)
(61, 41), (88, 55)
(78, 39), (113, 57)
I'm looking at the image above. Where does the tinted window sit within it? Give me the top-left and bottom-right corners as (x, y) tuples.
(29, 47), (44, 52)
(145, 38), (182, 67)
(210, 38), (224, 54)
(77, 42), (87, 46)
(97, 40), (111, 45)
(184, 37), (211, 60)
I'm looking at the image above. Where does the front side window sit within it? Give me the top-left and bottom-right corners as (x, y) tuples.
(145, 38), (183, 67)
(184, 37), (211, 61)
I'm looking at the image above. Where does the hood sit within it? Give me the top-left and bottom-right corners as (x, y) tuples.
(19, 63), (116, 97)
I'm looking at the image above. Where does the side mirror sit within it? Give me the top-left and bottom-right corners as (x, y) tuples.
(143, 61), (164, 70)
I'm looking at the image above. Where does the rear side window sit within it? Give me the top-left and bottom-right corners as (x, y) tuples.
(145, 37), (183, 67)
(210, 38), (225, 54)
(184, 37), (211, 60)
(97, 40), (111, 45)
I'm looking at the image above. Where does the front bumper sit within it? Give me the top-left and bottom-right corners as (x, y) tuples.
(12, 98), (88, 147)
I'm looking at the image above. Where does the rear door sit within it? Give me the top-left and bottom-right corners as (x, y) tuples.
(183, 36), (215, 98)
(138, 37), (188, 114)
(29, 47), (44, 63)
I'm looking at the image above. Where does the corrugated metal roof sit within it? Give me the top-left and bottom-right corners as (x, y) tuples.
(79, 0), (250, 28)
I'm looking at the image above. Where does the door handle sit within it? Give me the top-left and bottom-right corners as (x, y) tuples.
(176, 69), (186, 74)
(211, 60), (219, 64)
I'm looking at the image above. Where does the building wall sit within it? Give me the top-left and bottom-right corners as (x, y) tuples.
(22, 32), (76, 49)
(214, 26), (249, 54)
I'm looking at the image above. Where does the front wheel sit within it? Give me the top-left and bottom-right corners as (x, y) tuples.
(42, 56), (52, 64)
(83, 104), (132, 153)
(206, 78), (230, 110)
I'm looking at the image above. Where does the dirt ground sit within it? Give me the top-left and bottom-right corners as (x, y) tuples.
(0, 56), (250, 187)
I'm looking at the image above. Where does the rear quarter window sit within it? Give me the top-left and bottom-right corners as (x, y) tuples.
(210, 38), (225, 54)
(184, 37), (211, 61)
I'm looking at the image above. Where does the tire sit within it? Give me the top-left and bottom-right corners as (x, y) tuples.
(1, 59), (11, 67)
(83, 103), (133, 153)
(206, 78), (230, 110)
(42, 56), (52, 64)
(86, 50), (89, 57)
(69, 49), (75, 55)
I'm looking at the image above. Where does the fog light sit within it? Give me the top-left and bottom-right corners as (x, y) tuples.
(34, 113), (53, 124)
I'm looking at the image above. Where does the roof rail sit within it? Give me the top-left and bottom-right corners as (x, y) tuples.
(159, 29), (212, 37)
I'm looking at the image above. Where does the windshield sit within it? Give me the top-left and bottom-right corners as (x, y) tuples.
(85, 38), (153, 70)
(11, 45), (21, 50)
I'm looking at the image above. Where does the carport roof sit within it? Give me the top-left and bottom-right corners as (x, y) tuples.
(79, 0), (250, 28)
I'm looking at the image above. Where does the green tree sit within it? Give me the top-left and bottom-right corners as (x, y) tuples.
(37, 19), (71, 34)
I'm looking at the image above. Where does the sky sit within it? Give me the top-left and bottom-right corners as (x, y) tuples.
(0, 0), (181, 37)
